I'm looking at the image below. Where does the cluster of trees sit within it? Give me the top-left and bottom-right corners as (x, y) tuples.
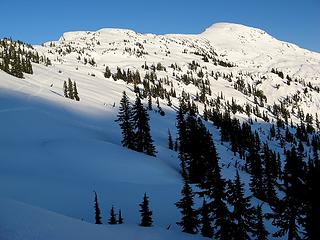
(94, 192), (153, 227)
(116, 91), (156, 156)
(63, 78), (80, 101)
(0, 38), (51, 78)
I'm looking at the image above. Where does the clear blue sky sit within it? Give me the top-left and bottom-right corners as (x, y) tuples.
(1, 0), (319, 52)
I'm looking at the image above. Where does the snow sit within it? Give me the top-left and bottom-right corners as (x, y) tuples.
(0, 22), (319, 239)
(0, 198), (207, 240)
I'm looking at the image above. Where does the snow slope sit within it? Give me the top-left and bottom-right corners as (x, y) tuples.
(0, 198), (206, 240)
(0, 22), (319, 239)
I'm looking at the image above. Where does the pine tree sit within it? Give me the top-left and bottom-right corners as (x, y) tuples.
(68, 78), (74, 99)
(139, 193), (153, 227)
(147, 93), (152, 110)
(132, 96), (156, 156)
(94, 191), (102, 224)
(227, 171), (255, 240)
(104, 66), (111, 78)
(269, 147), (304, 240)
(253, 205), (269, 240)
(63, 81), (68, 98)
(200, 199), (213, 238)
(168, 129), (174, 150)
(116, 91), (135, 150)
(118, 209), (124, 224)
(175, 179), (198, 234)
(197, 147), (233, 240)
(73, 81), (80, 101)
(108, 206), (117, 224)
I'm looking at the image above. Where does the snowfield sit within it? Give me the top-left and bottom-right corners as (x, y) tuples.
(1, 22), (319, 239)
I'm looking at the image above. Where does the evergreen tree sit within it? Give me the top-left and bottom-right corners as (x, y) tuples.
(68, 78), (74, 99)
(269, 148), (304, 240)
(200, 199), (213, 238)
(132, 96), (156, 156)
(108, 206), (117, 224)
(227, 171), (255, 240)
(175, 179), (198, 234)
(168, 129), (174, 150)
(116, 91), (135, 150)
(73, 81), (80, 101)
(198, 148), (233, 240)
(147, 93), (152, 110)
(253, 205), (269, 240)
(63, 80), (68, 98)
(118, 209), (124, 224)
(94, 191), (102, 224)
(139, 193), (153, 227)
(104, 66), (111, 78)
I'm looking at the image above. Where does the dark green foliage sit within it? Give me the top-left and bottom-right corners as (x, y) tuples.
(0, 38), (41, 78)
(168, 130), (174, 150)
(63, 81), (68, 97)
(139, 193), (153, 227)
(199, 199), (213, 238)
(175, 179), (198, 234)
(94, 191), (102, 224)
(227, 171), (255, 240)
(269, 147), (304, 240)
(104, 66), (112, 78)
(116, 91), (135, 150)
(73, 81), (80, 101)
(68, 78), (74, 99)
(132, 96), (156, 156)
(253, 205), (269, 240)
(118, 209), (124, 224)
(108, 206), (117, 224)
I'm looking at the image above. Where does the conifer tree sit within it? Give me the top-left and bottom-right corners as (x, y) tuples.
(132, 96), (156, 156)
(269, 147), (304, 240)
(253, 205), (269, 240)
(68, 78), (74, 99)
(200, 199), (213, 238)
(63, 81), (68, 98)
(148, 93), (152, 110)
(73, 81), (80, 101)
(168, 130), (174, 150)
(116, 91), (135, 150)
(198, 147), (233, 240)
(108, 206), (117, 224)
(104, 66), (111, 78)
(227, 171), (255, 240)
(118, 209), (124, 224)
(139, 193), (153, 227)
(175, 178), (198, 234)
(94, 191), (102, 224)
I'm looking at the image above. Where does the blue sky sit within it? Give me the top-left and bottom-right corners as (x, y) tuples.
(1, 0), (319, 52)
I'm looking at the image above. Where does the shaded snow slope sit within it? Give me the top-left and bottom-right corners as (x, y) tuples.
(0, 198), (206, 240)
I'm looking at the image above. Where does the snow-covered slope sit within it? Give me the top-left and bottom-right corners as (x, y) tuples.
(0, 22), (319, 239)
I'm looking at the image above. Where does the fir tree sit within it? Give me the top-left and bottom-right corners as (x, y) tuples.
(139, 193), (153, 227)
(175, 179), (198, 234)
(94, 191), (102, 224)
(200, 199), (213, 238)
(63, 81), (68, 98)
(68, 78), (74, 99)
(148, 93), (152, 110)
(118, 209), (124, 224)
(104, 66), (111, 78)
(227, 171), (255, 240)
(168, 129), (174, 150)
(116, 91), (135, 150)
(132, 96), (156, 156)
(108, 206), (117, 224)
(73, 81), (80, 101)
(269, 147), (304, 240)
(198, 148), (233, 240)
(253, 205), (269, 240)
